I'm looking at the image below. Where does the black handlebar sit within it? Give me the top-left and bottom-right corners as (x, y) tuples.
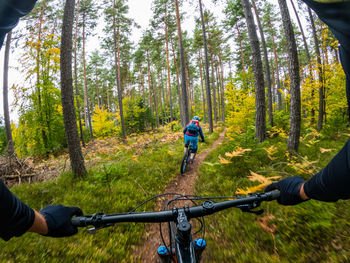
(72, 191), (280, 227)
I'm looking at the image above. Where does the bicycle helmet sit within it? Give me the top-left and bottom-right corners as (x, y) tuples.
(192, 116), (200, 121)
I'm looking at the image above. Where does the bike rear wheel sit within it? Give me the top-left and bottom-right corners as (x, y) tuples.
(180, 149), (190, 175)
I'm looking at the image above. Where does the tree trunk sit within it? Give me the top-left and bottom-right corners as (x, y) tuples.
(251, 0), (273, 127)
(60, 0), (86, 177)
(147, 51), (154, 128)
(82, 13), (93, 140)
(174, 0), (189, 125)
(278, 0), (301, 152)
(36, 4), (48, 150)
(236, 24), (247, 75)
(270, 20), (282, 110)
(241, 0), (266, 142)
(73, 0), (85, 147)
(290, 0), (315, 122)
(198, 50), (206, 123)
(210, 55), (217, 123)
(199, 0), (213, 131)
(112, 5), (126, 138)
(308, 8), (324, 131)
(219, 54), (225, 122)
(171, 40), (184, 126)
(164, 12), (173, 122)
(3, 31), (15, 156)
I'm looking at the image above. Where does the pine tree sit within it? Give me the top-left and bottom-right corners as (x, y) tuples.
(60, 0), (87, 177)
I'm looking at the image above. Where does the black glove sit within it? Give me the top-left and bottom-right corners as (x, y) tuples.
(265, 176), (306, 206)
(40, 205), (83, 237)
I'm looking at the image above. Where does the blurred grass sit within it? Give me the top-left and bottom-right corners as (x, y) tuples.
(0, 125), (222, 262)
(195, 129), (350, 262)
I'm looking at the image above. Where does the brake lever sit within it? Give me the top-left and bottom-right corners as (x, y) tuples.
(236, 201), (264, 215)
(87, 223), (115, 234)
(85, 212), (115, 234)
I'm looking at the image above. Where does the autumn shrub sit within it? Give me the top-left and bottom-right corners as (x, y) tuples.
(92, 105), (120, 138)
(195, 129), (350, 262)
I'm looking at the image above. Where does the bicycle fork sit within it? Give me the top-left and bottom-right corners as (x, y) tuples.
(157, 209), (207, 263)
(157, 239), (206, 263)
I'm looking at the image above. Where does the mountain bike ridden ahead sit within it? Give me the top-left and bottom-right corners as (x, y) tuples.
(183, 116), (205, 164)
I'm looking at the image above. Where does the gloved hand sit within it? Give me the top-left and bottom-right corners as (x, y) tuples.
(265, 176), (307, 206)
(40, 205), (83, 237)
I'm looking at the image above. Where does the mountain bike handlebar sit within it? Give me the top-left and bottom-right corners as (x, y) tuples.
(71, 191), (280, 228)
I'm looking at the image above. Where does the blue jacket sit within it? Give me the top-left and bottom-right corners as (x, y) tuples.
(183, 121), (205, 142)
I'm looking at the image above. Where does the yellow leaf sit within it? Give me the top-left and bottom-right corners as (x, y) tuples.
(248, 171), (281, 184)
(263, 146), (278, 160)
(225, 146), (251, 158)
(132, 155), (139, 162)
(320, 147), (335, 153)
(218, 155), (232, 164)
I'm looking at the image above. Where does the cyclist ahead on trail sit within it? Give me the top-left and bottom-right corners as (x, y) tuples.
(183, 116), (205, 162)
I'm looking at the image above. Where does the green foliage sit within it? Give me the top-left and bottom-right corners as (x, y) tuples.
(92, 105), (119, 138)
(123, 97), (152, 134)
(195, 128), (350, 262)
(0, 119), (6, 154)
(0, 127), (221, 261)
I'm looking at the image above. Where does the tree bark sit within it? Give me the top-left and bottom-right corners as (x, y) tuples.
(112, 4), (126, 138)
(198, 50), (206, 123)
(171, 40), (184, 126)
(308, 8), (324, 131)
(60, 0), (86, 177)
(251, 0), (273, 127)
(164, 11), (173, 122)
(199, 0), (213, 132)
(241, 0), (266, 142)
(174, 0), (189, 125)
(278, 0), (301, 152)
(73, 0), (85, 147)
(3, 31), (15, 156)
(82, 13), (93, 140)
(210, 54), (217, 123)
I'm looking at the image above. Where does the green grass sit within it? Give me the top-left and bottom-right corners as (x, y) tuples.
(195, 130), (350, 262)
(0, 126), (222, 262)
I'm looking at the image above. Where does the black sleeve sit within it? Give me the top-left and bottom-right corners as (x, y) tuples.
(183, 126), (187, 134)
(304, 139), (350, 202)
(0, 180), (35, 241)
(0, 0), (38, 49)
(300, 0), (350, 202)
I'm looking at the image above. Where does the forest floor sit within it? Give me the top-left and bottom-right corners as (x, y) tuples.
(134, 129), (226, 262)
(1, 128), (184, 186)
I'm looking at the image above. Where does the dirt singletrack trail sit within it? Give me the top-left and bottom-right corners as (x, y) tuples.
(134, 129), (226, 262)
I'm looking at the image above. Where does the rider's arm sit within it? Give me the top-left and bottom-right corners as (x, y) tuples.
(0, 0), (38, 49)
(302, 0), (350, 202)
(0, 179), (36, 240)
(199, 126), (205, 142)
(266, 0), (350, 205)
(183, 126), (187, 134)
(303, 139), (350, 201)
(0, 179), (83, 240)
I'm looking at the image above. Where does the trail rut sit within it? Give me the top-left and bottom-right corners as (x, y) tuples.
(133, 129), (226, 262)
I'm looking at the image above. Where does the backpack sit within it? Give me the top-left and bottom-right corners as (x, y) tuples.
(187, 121), (199, 135)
